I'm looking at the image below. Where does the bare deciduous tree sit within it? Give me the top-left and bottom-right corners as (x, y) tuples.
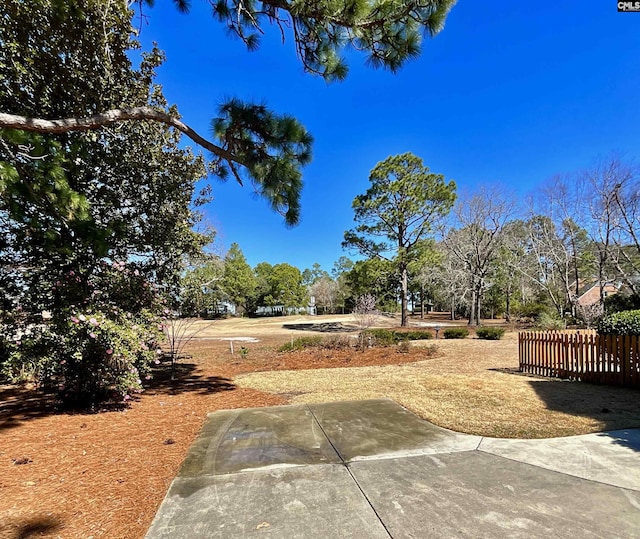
(596, 157), (640, 299)
(162, 316), (212, 380)
(310, 276), (338, 314)
(443, 186), (515, 325)
(353, 294), (379, 349)
(580, 158), (626, 307)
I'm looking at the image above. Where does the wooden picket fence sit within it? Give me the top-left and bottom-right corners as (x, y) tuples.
(518, 330), (640, 388)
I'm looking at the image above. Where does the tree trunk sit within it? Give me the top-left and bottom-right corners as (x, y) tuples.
(420, 287), (425, 319)
(468, 287), (476, 326)
(401, 265), (409, 327)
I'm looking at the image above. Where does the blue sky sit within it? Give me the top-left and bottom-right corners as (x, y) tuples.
(140, 1), (640, 273)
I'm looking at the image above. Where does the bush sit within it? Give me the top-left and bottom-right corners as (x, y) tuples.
(362, 328), (397, 346)
(475, 327), (505, 340)
(397, 340), (411, 353)
(424, 343), (439, 357)
(443, 328), (469, 339)
(597, 310), (640, 335)
(1, 261), (166, 408)
(362, 328), (434, 346)
(535, 312), (566, 330)
(321, 334), (352, 350)
(278, 328), (434, 352)
(2, 310), (162, 407)
(396, 330), (434, 341)
(514, 302), (553, 320)
(604, 293), (640, 314)
(278, 336), (323, 352)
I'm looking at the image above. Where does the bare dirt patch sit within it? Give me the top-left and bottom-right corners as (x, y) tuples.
(1, 314), (639, 538)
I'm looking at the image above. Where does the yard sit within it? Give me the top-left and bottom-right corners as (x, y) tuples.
(1, 313), (639, 539)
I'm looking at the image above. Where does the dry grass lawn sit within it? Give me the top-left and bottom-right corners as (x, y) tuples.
(236, 328), (640, 438)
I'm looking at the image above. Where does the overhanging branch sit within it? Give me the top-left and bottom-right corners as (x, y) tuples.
(0, 107), (241, 165)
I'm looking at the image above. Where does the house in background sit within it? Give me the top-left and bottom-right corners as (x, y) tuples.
(575, 281), (621, 307)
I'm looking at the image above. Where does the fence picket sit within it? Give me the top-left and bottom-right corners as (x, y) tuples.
(623, 334), (630, 386)
(518, 330), (639, 389)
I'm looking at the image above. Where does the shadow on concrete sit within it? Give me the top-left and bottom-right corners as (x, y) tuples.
(282, 322), (358, 333)
(145, 362), (236, 397)
(595, 429), (640, 453)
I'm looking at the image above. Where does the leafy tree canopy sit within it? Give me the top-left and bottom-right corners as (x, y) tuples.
(202, 0), (457, 81)
(251, 261), (307, 311)
(222, 243), (257, 313)
(343, 152), (456, 261)
(1, 1), (213, 313)
(302, 262), (329, 286)
(0, 0), (210, 404)
(180, 255), (226, 316)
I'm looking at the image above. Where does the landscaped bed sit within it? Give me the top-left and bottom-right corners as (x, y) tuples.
(1, 324), (639, 539)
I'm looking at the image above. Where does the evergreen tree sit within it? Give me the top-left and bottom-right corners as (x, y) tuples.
(222, 243), (257, 314)
(0, 0), (210, 405)
(343, 152), (456, 326)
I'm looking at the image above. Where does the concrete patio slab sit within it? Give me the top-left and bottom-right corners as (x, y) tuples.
(308, 398), (482, 462)
(350, 450), (640, 539)
(177, 404), (341, 477)
(145, 464), (389, 538)
(146, 399), (640, 538)
(479, 428), (640, 491)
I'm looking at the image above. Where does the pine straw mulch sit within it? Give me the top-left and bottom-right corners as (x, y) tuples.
(0, 337), (433, 539)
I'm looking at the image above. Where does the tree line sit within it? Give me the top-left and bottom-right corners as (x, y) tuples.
(187, 153), (640, 329)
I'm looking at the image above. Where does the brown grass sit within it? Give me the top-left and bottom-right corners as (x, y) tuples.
(237, 331), (640, 439)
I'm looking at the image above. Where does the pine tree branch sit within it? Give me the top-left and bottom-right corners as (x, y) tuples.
(0, 108), (241, 165)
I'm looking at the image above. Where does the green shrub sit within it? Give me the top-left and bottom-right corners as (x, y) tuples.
(535, 312), (566, 330)
(396, 330), (434, 341)
(2, 310), (162, 407)
(362, 328), (397, 346)
(604, 294), (640, 314)
(597, 309), (640, 335)
(278, 335), (323, 352)
(475, 327), (505, 340)
(277, 328), (435, 351)
(362, 328), (434, 346)
(443, 328), (469, 339)
(514, 302), (553, 319)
